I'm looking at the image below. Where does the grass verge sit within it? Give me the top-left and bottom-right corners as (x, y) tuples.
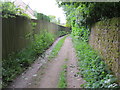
(72, 36), (119, 88)
(48, 35), (67, 59)
(58, 64), (67, 88)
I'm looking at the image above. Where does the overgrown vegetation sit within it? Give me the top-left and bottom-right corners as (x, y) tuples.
(56, 1), (120, 88)
(57, 31), (69, 37)
(2, 31), (55, 87)
(32, 31), (55, 55)
(49, 35), (67, 59)
(57, 1), (120, 28)
(48, 15), (61, 24)
(34, 12), (50, 22)
(72, 37), (119, 88)
(72, 26), (89, 42)
(1, 1), (30, 18)
(34, 12), (61, 24)
(58, 64), (67, 88)
(56, 1), (120, 40)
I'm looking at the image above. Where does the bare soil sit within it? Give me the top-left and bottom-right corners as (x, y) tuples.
(66, 37), (86, 88)
(9, 37), (64, 88)
(9, 36), (85, 88)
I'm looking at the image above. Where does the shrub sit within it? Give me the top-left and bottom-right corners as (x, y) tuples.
(72, 26), (89, 42)
(2, 31), (55, 87)
(57, 31), (69, 37)
(32, 30), (55, 55)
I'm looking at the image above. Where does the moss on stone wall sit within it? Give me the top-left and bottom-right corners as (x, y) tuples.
(89, 17), (120, 85)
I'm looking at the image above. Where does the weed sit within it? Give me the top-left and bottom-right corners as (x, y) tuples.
(65, 58), (68, 61)
(72, 36), (119, 88)
(32, 30), (55, 55)
(62, 65), (67, 70)
(48, 35), (67, 59)
(57, 31), (69, 37)
(2, 31), (55, 87)
(58, 64), (67, 88)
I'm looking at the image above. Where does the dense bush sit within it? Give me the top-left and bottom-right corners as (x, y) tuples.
(32, 30), (55, 55)
(57, 2), (120, 40)
(72, 26), (89, 42)
(34, 12), (50, 21)
(57, 2), (120, 28)
(72, 37), (119, 88)
(57, 31), (69, 37)
(2, 31), (55, 87)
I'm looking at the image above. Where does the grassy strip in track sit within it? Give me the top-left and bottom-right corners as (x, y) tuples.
(48, 35), (67, 59)
(58, 64), (67, 88)
(72, 36), (119, 88)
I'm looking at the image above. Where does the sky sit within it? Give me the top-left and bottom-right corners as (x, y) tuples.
(21, 0), (66, 24)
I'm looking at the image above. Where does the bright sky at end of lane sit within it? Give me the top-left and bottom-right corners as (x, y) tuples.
(21, 0), (66, 24)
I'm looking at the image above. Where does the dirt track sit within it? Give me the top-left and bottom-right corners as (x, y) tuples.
(9, 36), (85, 88)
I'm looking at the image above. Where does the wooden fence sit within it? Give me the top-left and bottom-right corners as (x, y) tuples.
(2, 16), (70, 58)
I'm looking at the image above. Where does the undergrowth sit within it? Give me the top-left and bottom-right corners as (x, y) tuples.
(2, 31), (55, 87)
(72, 36), (119, 88)
(58, 64), (67, 88)
(57, 31), (69, 37)
(48, 35), (67, 59)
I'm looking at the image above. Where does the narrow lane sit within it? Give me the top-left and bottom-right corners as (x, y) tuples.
(28, 36), (85, 88)
(9, 36), (85, 88)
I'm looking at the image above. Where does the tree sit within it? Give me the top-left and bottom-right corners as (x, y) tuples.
(48, 15), (61, 24)
(34, 11), (50, 21)
(2, 1), (29, 18)
(57, 2), (120, 27)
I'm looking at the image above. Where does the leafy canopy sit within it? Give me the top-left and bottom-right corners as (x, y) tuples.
(56, 1), (120, 41)
(2, 1), (30, 18)
(57, 2), (120, 27)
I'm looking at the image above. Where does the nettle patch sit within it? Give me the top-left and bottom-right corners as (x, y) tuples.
(72, 37), (119, 88)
